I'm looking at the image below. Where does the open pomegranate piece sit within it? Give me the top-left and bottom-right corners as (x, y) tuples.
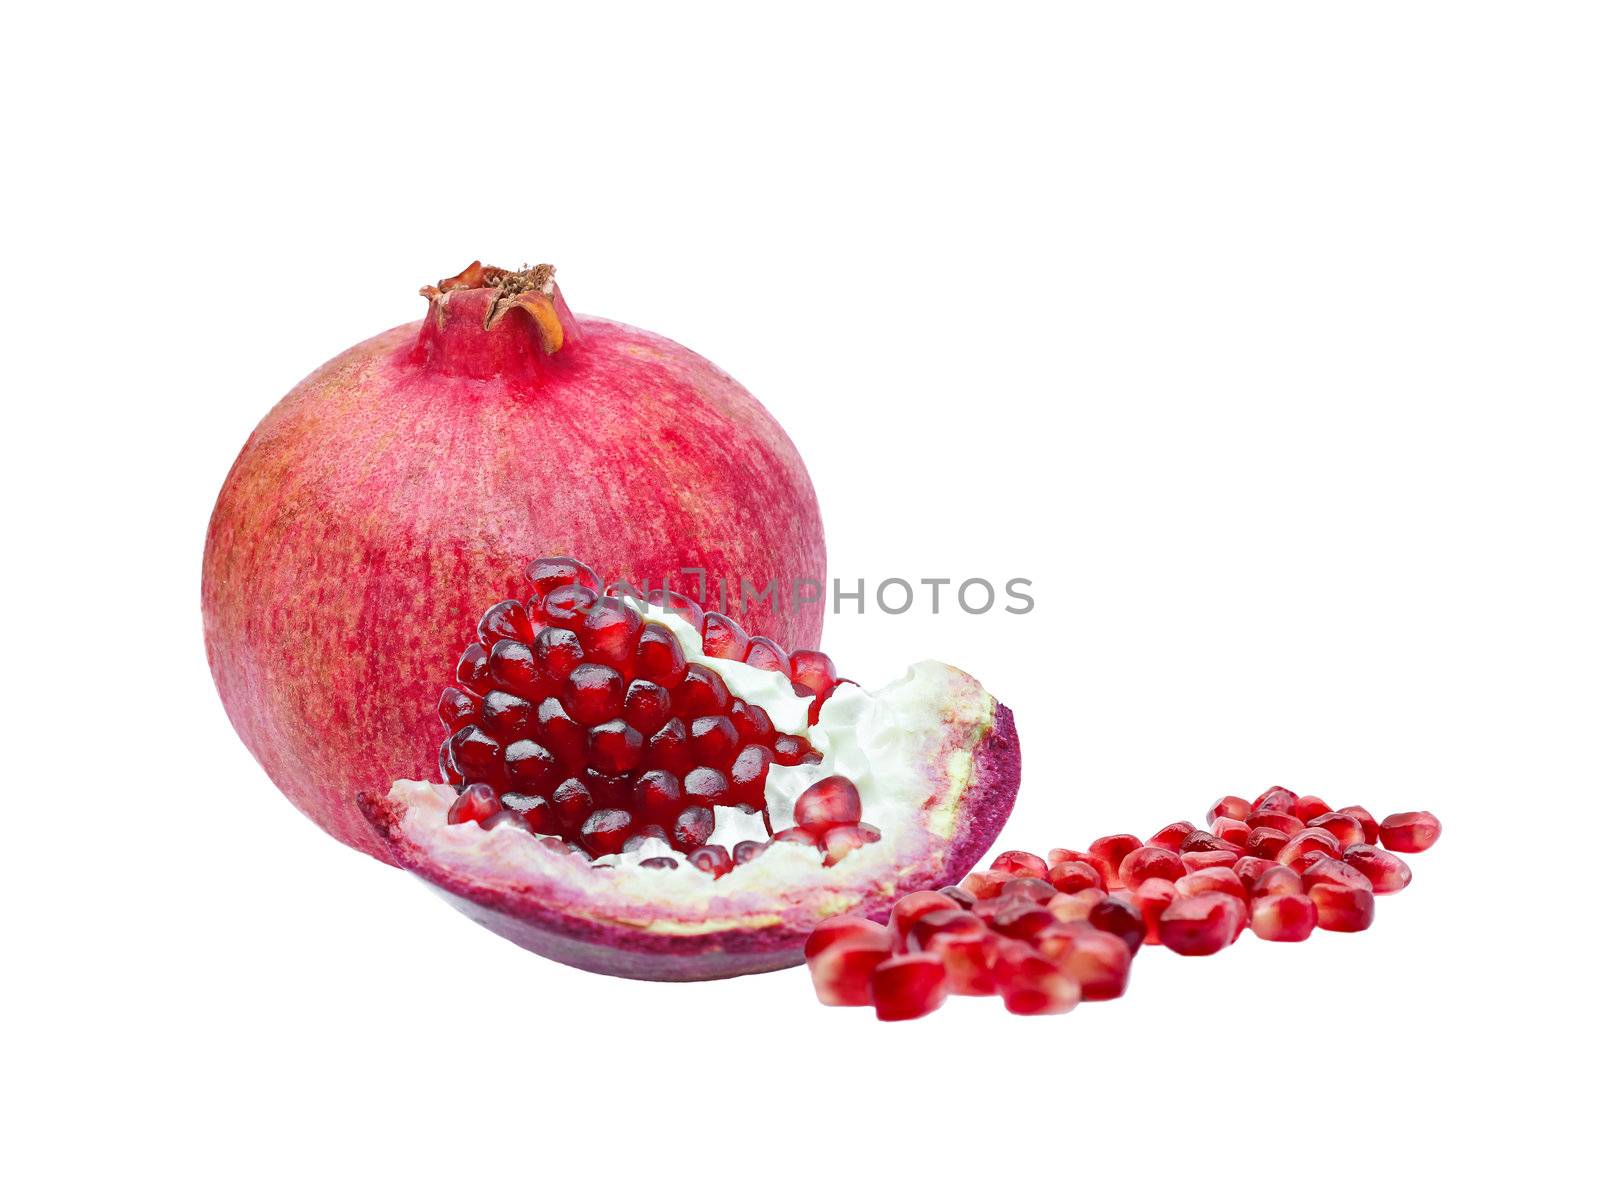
(360, 556), (1020, 980)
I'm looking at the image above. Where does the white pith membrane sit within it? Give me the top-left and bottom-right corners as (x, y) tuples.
(387, 597), (996, 915)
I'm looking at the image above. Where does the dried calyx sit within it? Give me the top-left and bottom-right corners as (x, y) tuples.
(420, 261), (566, 352)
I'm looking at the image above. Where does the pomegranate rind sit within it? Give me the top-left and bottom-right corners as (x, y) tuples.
(360, 663), (1019, 980)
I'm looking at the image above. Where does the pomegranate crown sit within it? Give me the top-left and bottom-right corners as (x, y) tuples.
(420, 261), (565, 354)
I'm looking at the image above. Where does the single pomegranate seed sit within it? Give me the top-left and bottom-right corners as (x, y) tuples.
(456, 642), (492, 692)
(1048, 847), (1115, 883)
(622, 824), (669, 851)
(484, 809), (532, 833)
(940, 885), (978, 908)
(1246, 808), (1304, 836)
(1120, 846), (1185, 889)
(1291, 794), (1331, 824)
(480, 690), (535, 741)
(1246, 827), (1291, 860)
(1181, 849), (1241, 872)
(438, 686), (479, 730)
(1342, 844), (1412, 893)
(700, 612), (751, 661)
(631, 768), (682, 821)
(991, 850), (1050, 879)
(674, 665), (730, 715)
(448, 783), (499, 826)
(872, 953), (949, 1021)
(908, 908), (987, 952)
(1180, 830), (1240, 855)
(805, 916), (890, 961)
(551, 778), (594, 827)
(809, 939), (892, 1006)
(632, 623), (688, 688)
(1132, 879), (1176, 944)
(728, 700), (773, 743)
(1045, 926), (1132, 1000)
(1212, 818), (1252, 846)
(1252, 865), (1304, 897)
(928, 929), (1001, 996)
(642, 587), (704, 630)
(579, 808), (632, 856)
(620, 680), (672, 734)
(448, 725), (503, 782)
(1176, 867), (1248, 903)
(645, 718), (692, 775)
(1047, 859), (1104, 894)
(960, 870), (1013, 900)
(787, 648), (836, 696)
(539, 582), (599, 625)
(1148, 821), (1197, 851)
(689, 715), (739, 767)
(1304, 811), (1365, 850)
(732, 839), (766, 864)
(1087, 896), (1146, 957)
(771, 826), (821, 848)
(562, 663), (625, 725)
(527, 555), (601, 597)
(500, 792), (554, 832)
(993, 943), (1080, 1015)
(1159, 892), (1246, 956)
(532, 627), (585, 679)
(504, 739), (559, 793)
(1088, 836), (1143, 888)
(794, 775), (864, 831)
(1046, 889), (1107, 924)
(477, 599), (533, 645)
(672, 805), (715, 851)
(588, 720), (644, 775)
(1252, 786), (1299, 813)
(1207, 796), (1252, 823)
(991, 902), (1058, 941)
(743, 636), (789, 673)
(820, 823), (880, 866)
(771, 733), (820, 766)
(1278, 828), (1343, 872)
(1232, 856), (1277, 894)
(1308, 883), (1376, 932)
(1250, 894), (1317, 941)
(729, 744), (772, 804)
(683, 766), (732, 806)
(1379, 811), (1441, 853)
(687, 845), (733, 878)
(1301, 854), (1373, 892)
(575, 597), (640, 668)
(889, 891), (962, 947)
(1340, 805), (1381, 844)
(1001, 876), (1059, 904)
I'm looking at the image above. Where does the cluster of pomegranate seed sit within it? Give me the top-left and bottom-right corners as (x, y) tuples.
(805, 785), (1440, 1020)
(440, 556), (860, 874)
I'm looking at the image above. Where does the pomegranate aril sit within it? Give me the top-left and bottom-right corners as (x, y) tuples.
(872, 953), (949, 1021)
(1246, 827), (1291, 860)
(771, 733), (819, 766)
(810, 939), (892, 1007)
(643, 587), (704, 630)
(729, 700), (774, 743)
(1001, 876), (1059, 904)
(689, 715), (739, 766)
(1252, 865), (1304, 897)
(991, 850), (1050, 879)
(743, 636), (789, 673)
(1148, 821), (1197, 851)
(683, 766), (732, 807)
(1278, 828), (1343, 872)
(687, 844), (733, 878)
(622, 823), (670, 852)
(889, 891), (962, 946)
(1087, 896), (1146, 958)
(1341, 805), (1381, 845)
(1245, 808), (1304, 837)
(1050, 926), (1132, 1000)
(700, 612), (750, 661)
(483, 809), (532, 833)
(1181, 830), (1241, 855)
(1047, 859), (1105, 894)
(1159, 892), (1246, 956)
(805, 916), (890, 962)
(1046, 889), (1107, 924)
(1181, 849), (1241, 872)
(527, 555), (602, 598)
(579, 808), (632, 855)
(994, 944), (1080, 1015)
(448, 783), (499, 825)
(674, 665), (731, 715)
(1251, 894), (1317, 941)
(488, 640), (548, 698)
(1133, 879), (1176, 944)
(1308, 883), (1376, 932)
(619, 679), (672, 734)
(639, 856), (679, 870)
(439, 738), (462, 783)
(1292, 795), (1331, 824)
(480, 690), (535, 740)
(562, 663), (625, 725)
(1208, 796), (1252, 823)
(908, 908), (987, 952)
(438, 686), (480, 729)
(1342, 843), (1412, 893)
(732, 840), (766, 864)
(1304, 811), (1365, 850)
(448, 725), (503, 781)
(526, 627), (580, 680)
(500, 792), (554, 832)
(645, 718), (692, 775)
(788, 649), (838, 699)
(581, 720), (642, 776)
(477, 599), (533, 645)
(771, 826), (821, 848)
(820, 823), (880, 866)
(1301, 854), (1373, 892)
(1252, 786), (1299, 813)
(504, 739), (559, 792)
(633, 622), (688, 688)
(534, 697), (583, 769)
(577, 597), (642, 668)
(960, 870), (1012, 900)
(1232, 856), (1277, 894)
(729, 744), (772, 804)
(1049, 848), (1115, 884)
(1379, 810), (1442, 853)
(1089, 836), (1143, 888)
(1176, 867), (1248, 903)
(1119, 846), (1185, 890)
(1212, 818), (1251, 846)
(671, 805), (715, 851)
(551, 778), (594, 827)
(793, 775), (863, 830)
(940, 885), (978, 908)
(456, 642), (492, 692)
(929, 929), (1001, 996)
(538, 582), (600, 626)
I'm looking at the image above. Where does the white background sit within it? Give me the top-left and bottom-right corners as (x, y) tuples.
(4, 3), (1595, 1178)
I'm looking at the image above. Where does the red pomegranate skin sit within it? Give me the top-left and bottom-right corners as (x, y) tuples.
(203, 271), (825, 863)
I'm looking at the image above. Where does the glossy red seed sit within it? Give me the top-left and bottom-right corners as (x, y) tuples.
(1342, 844), (1412, 893)
(621, 680), (672, 734)
(622, 823), (669, 851)
(1301, 854), (1373, 892)
(1159, 892), (1246, 956)
(1087, 896), (1146, 957)
(1252, 786), (1299, 813)
(928, 929), (1001, 996)
(456, 642), (492, 692)
(1180, 830), (1240, 855)
(1048, 848), (1115, 885)
(1251, 894), (1317, 941)
(872, 953), (949, 1021)
(1088, 836), (1144, 888)
(992, 903), (1059, 942)
(1309, 883), (1376, 932)
(579, 808), (632, 855)
(1047, 860), (1104, 894)
(551, 778), (594, 827)
(562, 663), (625, 725)
(1212, 818), (1252, 846)
(1001, 876), (1059, 904)
(683, 766), (732, 806)
(908, 908), (987, 952)
(438, 686), (480, 729)
(587, 720), (644, 775)
(688, 715), (739, 766)
(504, 739), (559, 792)
(1379, 811), (1442, 853)
(642, 587), (705, 630)
(1252, 865), (1304, 897)
(448, 725), (503, 781)
(527, 555), (602, 597)
(1278, 828), (1343, 872)
(939, 885), (978, 908)
(633, 623), (688, 688)
(1245, 809), (1304, 835)
(500, 792), (553, 832)
(729, 744), (772, 805)
(1132, 880), (1176, 944)
(771, 733), (820, 766)
(732, 839), (766, 864)
(771, 826), (820, 848)
(743, 636), (789, 673)
(671, 805), (715, 851)
(488, 639), (548, 698)
(645, 718), (692, 775)
(1246, 827), (1292, 860)
(1181, 849), (1241, 872)
(1048, 926), (1132, 1000)
(483, 809), (532, 833)
(1207, 796), (1251, 824)
(1305, 811), (1365, 850)
(1046, 889), (1107, 924)
(789, 649), (838, 698)
(1120, 846), (1186, 889)
(1148, 821), (1197, 851)
(480, 690), (535, 740)
(889, 891), (962, 947)
(448, 783), (499, 826)
(960, 870), (1013, 900)
(687, 844), (733, 878)
(674, 665), (730, 715)
(1176, 867), (1248, 903)
(538, 583), (599, 626)
(477, 599), (532, 645)
(809, 939), (892, 1006)
(993, 943), (1080, 1015)
(794, 775), (863, 831)
(1291, 794), (1331, 824)
(991, 850), (1050, 879)
(533, 626), (585, 679)
(729, 700), (774, 742)
(1232, 856), (1277, 894)
(700, 612), (750, 661)
(1341, 805), (1381, 844)
(820, 823), (881, 866)
(805, 916), (890, 962)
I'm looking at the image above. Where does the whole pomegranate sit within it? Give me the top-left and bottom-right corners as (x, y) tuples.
(203, 263), (825, 863)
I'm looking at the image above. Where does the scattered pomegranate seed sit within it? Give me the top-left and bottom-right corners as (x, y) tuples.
(793, 775), (863, 831)
(810, 939), (892, 1006)
(1342, 844), (1412, 894)
(1379, 811), (1442, 853)
(1277, 828), (1343, 872)
(1046, 889), (1107, 924)
(1000, 877), (1058, 905)
(1207, 796), (1251, 824)
(908, 908), (987, 952)
(1245, 827), (1291, 860)
(1251, 865), (1304, 897)
(1132, 879), (1177, 944)
(1088, 836), (1144, 887)
(1159, 892), (1245, 956)
(1250, 894), (1317, 941)
(804, 916), (888, 962)
(1252, 786), (1299, 813)
(889, 891), (962, 947)
(1340, 805), (1381, 844)
(1119, 846), (1186, 889)
(1181, 849), (1241, 872)
(1300, 854), (1373, 893)
(1211, 818), (1252, 846)
(1308, 883), (1376, 932)
(929, 929), (1001, 996)
(1245, 808), (1304, 837)
(1087, 896), (1146, 957)
(991, 902), (1058, 942)
(939, 885), (978, 908)
(732, 839), (767, 865)
(820, 823), (880, 866)
(960, 870), (1013, 900)
(1304, 811), (1365, 850)
(1148, 821), (1197, 851)
(993, 944), (1081, 1015)
(1291, 795), (1331, 824)
(991, 850), (1050, 879)
(1175, 867), (1248, 904)
(1047, 927), (1132, 1000)
(1046, 859), (1105, 894)
(1048, 847), (1116, 884)
(1180, 830), (1241, 856)
(872, 954), (950, 1021)
(1232, 856), (1277, 894)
